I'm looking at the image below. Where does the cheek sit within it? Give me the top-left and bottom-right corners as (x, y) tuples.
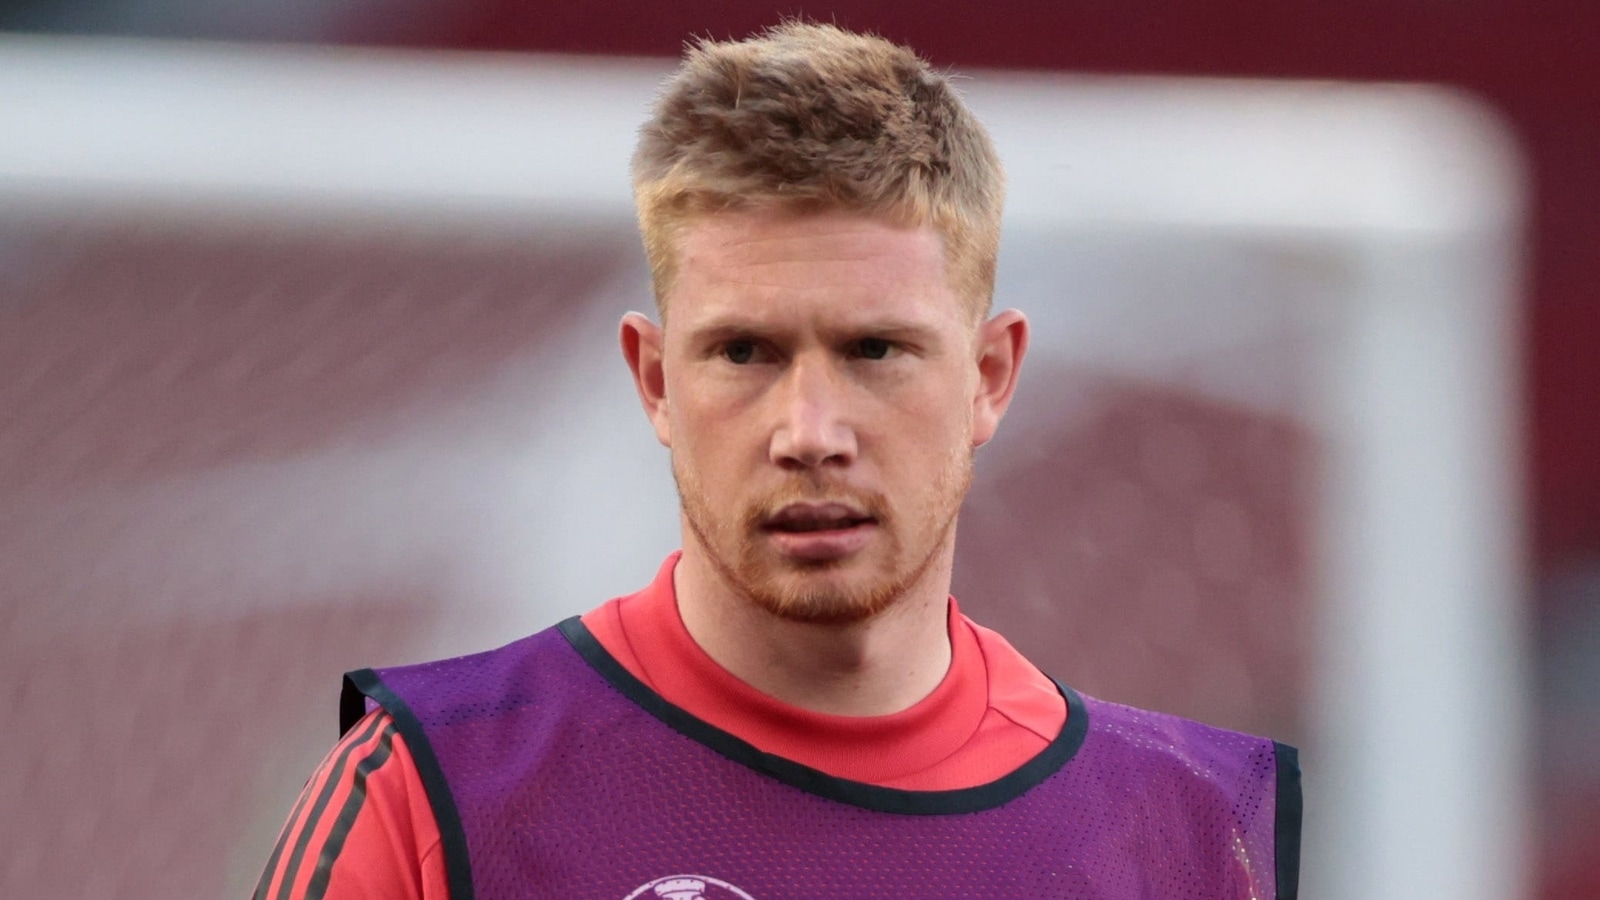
(870, 407), (967, 495)
(669, 392), (746, 472)
(895, 379), (973, 442)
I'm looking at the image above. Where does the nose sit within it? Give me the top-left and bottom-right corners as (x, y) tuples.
(769, 353), (857, 470)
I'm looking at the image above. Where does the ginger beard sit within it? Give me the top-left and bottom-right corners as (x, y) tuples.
(674, 444), (974, 626)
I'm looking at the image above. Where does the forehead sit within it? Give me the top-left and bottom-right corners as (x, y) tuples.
(667, 210), (962, 328)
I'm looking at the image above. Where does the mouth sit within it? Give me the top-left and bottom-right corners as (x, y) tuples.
(763, 503), (877, 534)
(761, 502), (879, 561)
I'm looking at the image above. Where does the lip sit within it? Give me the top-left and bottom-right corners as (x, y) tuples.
(763, 502), (877, 562)
(766, 502), (871, 527)
(765, 520), (877, 561)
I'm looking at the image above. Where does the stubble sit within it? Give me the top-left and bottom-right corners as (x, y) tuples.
(674, 447), (973, 626)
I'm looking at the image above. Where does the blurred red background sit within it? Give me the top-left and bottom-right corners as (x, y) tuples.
(4, 1), (1597, 896)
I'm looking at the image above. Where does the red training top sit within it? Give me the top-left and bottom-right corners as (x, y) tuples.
(255, 553), (1067, 900)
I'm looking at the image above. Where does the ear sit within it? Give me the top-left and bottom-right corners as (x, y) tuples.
(620, 312), (671, 447)
(971, 308), (1029, 448)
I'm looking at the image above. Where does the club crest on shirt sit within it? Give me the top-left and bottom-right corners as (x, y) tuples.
(622, 874), (759, 900)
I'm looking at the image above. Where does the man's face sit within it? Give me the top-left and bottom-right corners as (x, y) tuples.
(626, 209), (1023, 625)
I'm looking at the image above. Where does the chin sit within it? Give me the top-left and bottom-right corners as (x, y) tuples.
(745, 566), (906, 626)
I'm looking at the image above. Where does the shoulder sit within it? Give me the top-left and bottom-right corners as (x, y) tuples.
(348, 621), (583, 721)
(1080, 692), (1284, 774)
(340, 618), (638, 761)
(1070, 693), (1302, 896)
(256, 709), (443, 900)
(1075, 692), (1294, 828)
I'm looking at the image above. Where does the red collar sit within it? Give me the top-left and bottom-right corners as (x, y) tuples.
(586, 552), (991, 784)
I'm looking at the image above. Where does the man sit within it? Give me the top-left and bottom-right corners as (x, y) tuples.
(256, 22), (1301, 900)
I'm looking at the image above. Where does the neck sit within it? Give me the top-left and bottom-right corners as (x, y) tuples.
(673, 544), (955, 717)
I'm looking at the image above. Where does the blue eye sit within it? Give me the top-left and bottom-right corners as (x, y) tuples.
(855, 338), (892, 360)
(722, 340), (757, 364)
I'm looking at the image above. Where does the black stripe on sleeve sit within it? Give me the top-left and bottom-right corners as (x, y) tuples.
(345, 668), (476, 900)
(303, 722), (398, 900)
(1273, 740), (1303, 900)
(254, 712), (386, 900)
(252, 762), (322, 900)
(253, 757), (324, 900)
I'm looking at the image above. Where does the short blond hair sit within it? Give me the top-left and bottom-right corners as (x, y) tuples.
(632, 22), (1005, 321)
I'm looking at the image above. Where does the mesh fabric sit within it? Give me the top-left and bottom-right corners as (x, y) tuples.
(362, 623), (1284, 899)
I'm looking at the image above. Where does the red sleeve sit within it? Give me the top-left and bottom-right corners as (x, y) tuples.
(254, 709), (449, 900)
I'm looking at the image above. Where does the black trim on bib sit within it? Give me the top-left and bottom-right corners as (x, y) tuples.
(342, 668), (476, 900)
(556, 615), (1089, 816)
(1272, 740), (1303, 900)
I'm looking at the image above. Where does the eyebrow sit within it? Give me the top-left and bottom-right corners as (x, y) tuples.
(684, 317), (947, 349)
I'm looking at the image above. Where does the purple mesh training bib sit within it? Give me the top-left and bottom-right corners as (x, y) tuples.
(342, 619), (1301, 900)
